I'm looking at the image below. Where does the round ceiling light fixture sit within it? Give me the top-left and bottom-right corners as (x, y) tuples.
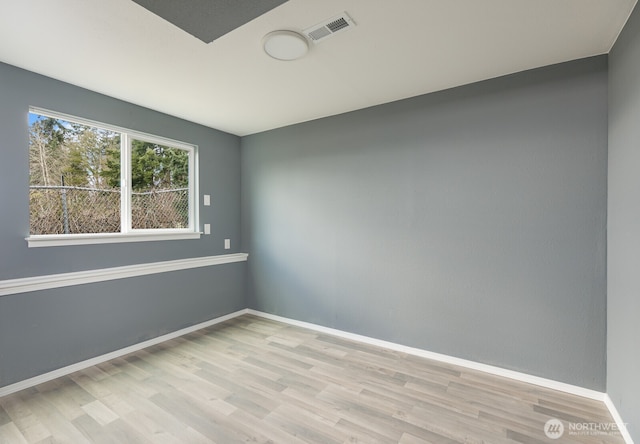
(263, 30), (309, 61)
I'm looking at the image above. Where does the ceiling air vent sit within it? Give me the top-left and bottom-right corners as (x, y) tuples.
(303, 12), (355, 43)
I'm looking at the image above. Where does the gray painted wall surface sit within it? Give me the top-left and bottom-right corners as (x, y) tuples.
(608, 3), (640, 440)
(0, 62), (244, 387)
(242, 57), (608, 390)
(0, 265), (244, 386)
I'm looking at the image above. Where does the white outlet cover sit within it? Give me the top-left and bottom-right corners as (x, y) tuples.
(204, 224), (211, 235)
(204, 195), (211, 206)
(224, 239), (231, 249)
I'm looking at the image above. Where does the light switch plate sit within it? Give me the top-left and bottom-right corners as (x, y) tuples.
(224, 239), (230, 249)
(204, 224), (211, 235)
(204, 194), (211, 206)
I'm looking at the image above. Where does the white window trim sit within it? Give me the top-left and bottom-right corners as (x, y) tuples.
(27, 231), (202, 248)
(26, 107), (200, 247)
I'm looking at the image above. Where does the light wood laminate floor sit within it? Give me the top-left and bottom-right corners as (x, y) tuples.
(0, 315), (624, 444)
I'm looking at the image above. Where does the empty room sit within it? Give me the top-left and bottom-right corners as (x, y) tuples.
(0, 0), (639, 442)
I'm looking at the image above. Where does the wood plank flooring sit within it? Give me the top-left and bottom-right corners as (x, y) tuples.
(0, 315), (624, 443)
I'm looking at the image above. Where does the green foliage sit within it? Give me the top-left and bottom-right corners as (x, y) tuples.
(130, 140), (189, 191)
(29, 115), (122, 188)
(64, 146), (88, 186)
(103, 146), (121, 189)
(29, 114), (188, 191)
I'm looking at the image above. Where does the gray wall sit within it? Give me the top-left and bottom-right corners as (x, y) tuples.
(608, 3), (640, 440)
(0, 62), (244, 387)
(242, 57), (608, 390)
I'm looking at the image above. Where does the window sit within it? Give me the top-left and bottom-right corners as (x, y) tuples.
(27, 108), (199, 247)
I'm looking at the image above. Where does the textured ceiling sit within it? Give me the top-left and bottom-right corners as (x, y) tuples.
(130, 0), (288, 43)
(0, 0), (636, 136)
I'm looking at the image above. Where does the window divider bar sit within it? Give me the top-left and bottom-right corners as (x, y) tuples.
(121, 132), (131, 234)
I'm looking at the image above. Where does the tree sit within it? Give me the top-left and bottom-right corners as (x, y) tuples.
(64, 125), (120, 188)
(29, 117), (68, 186)
(103, 145), (121, 189)
(130, 140), (189, 191)
(63, 145), (88, 187)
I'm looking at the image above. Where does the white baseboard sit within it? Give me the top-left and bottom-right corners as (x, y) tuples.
(604, 394), (635, 444)
(0, 308), (250, 398)
(246, 309), (606, 402)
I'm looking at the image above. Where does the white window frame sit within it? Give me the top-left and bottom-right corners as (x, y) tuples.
(26, 107), (201, 248)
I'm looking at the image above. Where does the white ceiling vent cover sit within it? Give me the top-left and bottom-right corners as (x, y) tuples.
(303, 12), (356, 43)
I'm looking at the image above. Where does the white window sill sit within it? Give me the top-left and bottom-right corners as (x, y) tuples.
(26, 231), (202, 248)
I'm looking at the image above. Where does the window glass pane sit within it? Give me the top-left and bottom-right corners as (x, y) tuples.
(29, 113), (121, 234)
(130, 140), (190, 230)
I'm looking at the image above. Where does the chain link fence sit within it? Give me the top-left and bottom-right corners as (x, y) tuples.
(29, 186), (189, 235)
(131, 188), (189, 230)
